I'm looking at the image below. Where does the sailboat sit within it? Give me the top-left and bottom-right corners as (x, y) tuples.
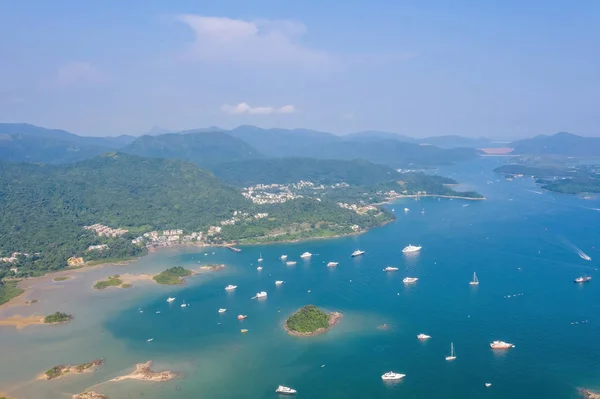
(469, 272), (479, 285)
(445, 342), (456, 361)
(421, 208), (425, 214)
(258, 253), (263, 262)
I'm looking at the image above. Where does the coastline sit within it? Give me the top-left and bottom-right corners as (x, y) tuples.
(284, 311), (343, 337)
(0, 217), (395, 311)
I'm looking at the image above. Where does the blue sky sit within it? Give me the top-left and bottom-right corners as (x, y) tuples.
(1, 0), (598, 137)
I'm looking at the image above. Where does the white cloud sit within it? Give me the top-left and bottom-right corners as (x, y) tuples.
(43, 61), (106, 89)
(221, 102), (298, 115)
(177, 15), (333, 69)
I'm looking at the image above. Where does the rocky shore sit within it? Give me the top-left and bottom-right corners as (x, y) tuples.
(580, 389), (600, 399)
(284, 311), (343, 337)
(110, 361), (176, 382)
(41, 359), (104, 380)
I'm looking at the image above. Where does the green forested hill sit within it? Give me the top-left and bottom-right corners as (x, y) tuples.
(0, 153), (395, 277)
(0, 153), (250, 275)
(122, 132), (264, 168)
(212, 158), (400, 186)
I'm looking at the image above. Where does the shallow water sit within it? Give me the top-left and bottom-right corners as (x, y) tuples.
(2, 157), (600, 398)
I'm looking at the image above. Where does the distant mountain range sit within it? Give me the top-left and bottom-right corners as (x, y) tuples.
(510, 132), (600, 156)
(121, 131), (263, 169)
(0, 123), (135, 163)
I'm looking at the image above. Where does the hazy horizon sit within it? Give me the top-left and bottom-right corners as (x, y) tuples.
(1, 1), (599, 138)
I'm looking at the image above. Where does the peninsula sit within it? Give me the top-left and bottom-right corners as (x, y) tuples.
(110, 361), (176, 382)
(284, 305), (342, 337)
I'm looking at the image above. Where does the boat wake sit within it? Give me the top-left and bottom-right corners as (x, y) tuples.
(526, 189), (543, 195)
(561, 237), (592, 261)
(580, 206), (600, 212)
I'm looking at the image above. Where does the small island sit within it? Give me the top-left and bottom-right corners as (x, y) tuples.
(93, 275), (123, 290)
(110, 361), (176, 382)
(153, 267), (192, 285)
(43, 359), (104, 380)
(53, 276), (70, 282)
(284, 305), (342, 337)
(44, 311), (73, 324)
(72, 392), (107, 399)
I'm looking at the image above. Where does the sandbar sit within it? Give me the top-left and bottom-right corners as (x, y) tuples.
(580, 389), (600, 399)
(110, 361), (176, 382)
(0, 314), (45, 329)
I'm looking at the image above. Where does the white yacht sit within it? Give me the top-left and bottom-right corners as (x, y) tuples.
(575, 276), (592, 283)
(253, 291), (267, 299)
(275, 385), (297, 395)
(384, 266), (399, 272)
(166, 297), (176, 303)
(280, 255), (288, 260)
(286, 261), (297, 266)
(417, 333), (431, 340)
(403, 277), (418, 283)
(351, 249), (365, 257)
(490, 340), (515, 349)
(146, 338), (154, 342)
(218, 308), (226, 313)
(327, 261), (339, 267)
(404, 208), (410, 212)
(485, 383), (492, 388)
(470, 272), (479, 285)
(258, 253), (263, 262)
(275, 280), (284, 285)
(402, 245), (422, 254)
(445, 342), (456, 361)
(256, 266), (263, 271)
(300, 252), (312, 259)
(381, 371), (405, 380)
(225, 284), (237, 291)
(180, 302), (188, 308)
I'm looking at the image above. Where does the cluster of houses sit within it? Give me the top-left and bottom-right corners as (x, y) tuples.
(87, 244), (108, 251)
(337, 202), (378, 214)
(130, 229), (205, 249)
(0, 252), (29, 264)
(84, 224), (129, 237)
(220, 211), (270, 226)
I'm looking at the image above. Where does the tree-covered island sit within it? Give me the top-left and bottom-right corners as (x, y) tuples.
(152, 267), (193, 285)
(43, 311), (73, 324)
(43, 359), (104, 380)
(284, 305), (342, 337)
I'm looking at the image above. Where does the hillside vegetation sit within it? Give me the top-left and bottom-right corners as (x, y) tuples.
(122, 132), (263, 168)
(212, 158), (400, 186)
(0, 153), (248, 276)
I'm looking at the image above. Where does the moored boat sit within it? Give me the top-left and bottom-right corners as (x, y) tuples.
(225, 284), (237, 291)
(166, 297), (175, 303)
(417, 333), (431, 340)
(445, 342), (456, 361)
(381, 371), (405, 380)
(470, 272), (479, 285)
(384, 266), (399, 272)
(403, 277), (418, 283)
(300, 252), (312, 259)
(351, 249), (365, 257)
(490, 340), (514, 349)
(402, 245), (422, 253)
(286, 261), (297, 266)
(275, 385), (297, 395)
(575, 276), (592, 283)
(327, 261), (339, 267)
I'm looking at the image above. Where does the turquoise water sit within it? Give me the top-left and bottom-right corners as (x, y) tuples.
(2, 157), (600, 398)
(101, 158), (600, 399)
